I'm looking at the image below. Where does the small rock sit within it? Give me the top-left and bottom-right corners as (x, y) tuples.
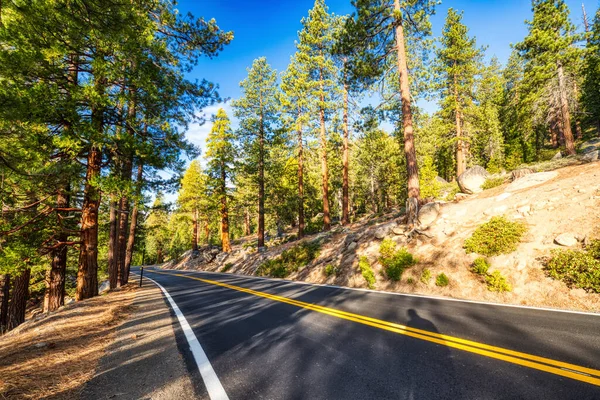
(418, 202), (441, 228)
(582, 150), (599, 163)
(374, 226), (390, 240)
(457, 166), (490, 194)
(554, 233), (578, 247)
(98, 280), (110, 294)
(34, 342), (48, 349)
(484, 205), (508, 216)
(551, 151), (562, 160)
(454, 193), (471, 201)
(391, 226), (405, 235)
(506, 171), (558, 191)
(347, 241), (358, 251)
(510, 168), (534, 181)
(578, 189), (587, 194)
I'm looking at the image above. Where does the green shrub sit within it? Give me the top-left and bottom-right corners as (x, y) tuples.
(442, 182), (461, 201)
(359, 256), (376, 289)
(221, 263), (234, 272)
(379, 240), (417, 281)
(256, 241), (321, 278)
(546, 249), (600, 293)
(420, 268), (432, 284)
(379, 238), (397, 260)
(471, 258), (490, 275)
(436, 273), (449, 287)
(464, 216), (527, 256)
(324, 264), (338, 277)
(406, 278), (415, 285)
(485, 271), (512, 292)
(481, 177), (505, 190)
(586, 240), (600, 260)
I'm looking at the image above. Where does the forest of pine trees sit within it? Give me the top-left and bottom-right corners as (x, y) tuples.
(2, 0), (600, 332)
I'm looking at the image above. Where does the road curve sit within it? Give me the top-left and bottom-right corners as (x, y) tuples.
(132, 266), (600, 400)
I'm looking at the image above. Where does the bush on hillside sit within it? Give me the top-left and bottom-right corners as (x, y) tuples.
(481, 177), (505, 190)
(545, 249), (600, 293)
(436, 273), (449, 287)
(485, 271), (512, 292)
(471, 258), (490, 275)
(359, 256), (376, 289)
(256, 241), (321, 278)
(379, 239), (418, 281)
(464, 216), (527, 256)
(420, 268), (432, 284)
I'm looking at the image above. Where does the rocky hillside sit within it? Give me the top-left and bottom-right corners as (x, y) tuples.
(162, 143), (600, 312)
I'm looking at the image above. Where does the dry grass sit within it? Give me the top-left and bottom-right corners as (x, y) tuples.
(0, 285), (138, 399)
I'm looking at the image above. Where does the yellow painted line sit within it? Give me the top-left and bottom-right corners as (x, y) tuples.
(147, 269), (600, 387)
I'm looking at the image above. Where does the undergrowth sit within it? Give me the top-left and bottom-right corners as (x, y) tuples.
(545, 243), (600, 293)
(435, 273), (449, 287)
(359, 256), (376, 289)
(221, 263), (234, 273)
(420, 268), (431, 284)
(485, 271), (512, 292)
(471, 258), (490, 275)
(464, 216), (527, 256)
(481, 177), (505, 190)
(256, 241), (321, 278)
(379, 238), (417, 281)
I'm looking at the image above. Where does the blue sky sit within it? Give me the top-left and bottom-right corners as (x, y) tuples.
(179, 0), (596, 155)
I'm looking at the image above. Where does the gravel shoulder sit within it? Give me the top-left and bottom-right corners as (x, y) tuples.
(82, 278), (201, 400)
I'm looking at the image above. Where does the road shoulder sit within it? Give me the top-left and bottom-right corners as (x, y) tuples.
(82, 278), (198, 399)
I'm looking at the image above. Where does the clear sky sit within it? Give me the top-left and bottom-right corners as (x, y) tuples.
(177, 0), (596, 157)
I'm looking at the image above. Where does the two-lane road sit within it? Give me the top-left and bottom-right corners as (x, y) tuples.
(133, 267), (600, 399)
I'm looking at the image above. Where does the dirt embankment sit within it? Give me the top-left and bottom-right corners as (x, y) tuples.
(164, 161), (600, 313)
(0, 285), (137, 399)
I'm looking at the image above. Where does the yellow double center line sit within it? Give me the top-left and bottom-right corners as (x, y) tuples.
(148, 269), (600, 387)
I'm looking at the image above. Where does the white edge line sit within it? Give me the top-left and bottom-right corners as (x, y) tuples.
(141, 274), (229, 400)
(147, 267), (600, 317)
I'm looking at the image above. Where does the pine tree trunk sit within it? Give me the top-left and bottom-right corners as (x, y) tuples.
(204, 219), (210, 244)
(0, 274), (9, 333)
(76, 144), (101, 301)
(44, 187), (70, 312)
(220, 166), (231, 252)
(7, 268), (30, 330)
(244, 209), (251, 236)
(394, 0), (420, 209)
(319, 71), (331, 231)
(342, 77), (350, 226)
(258, 115), (265, 248)
(454, 70), (466, 177)
(191, 208), (199, 251)
(124, 163), (143, 276)
(117, 194), (130, 286)
(297, 112), (305, 238)
(108, 197), (119, 289)
(557, 61), (576, 155)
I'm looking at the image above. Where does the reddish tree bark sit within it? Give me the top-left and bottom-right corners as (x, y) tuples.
(192, 208), (199, 251)
(341, 75), (350, 225)
(297, 112), (305, 238)
(44, 187), (70, 312)
(220, 165), (231, 252)
(319, 70), (331, 231)
(0, 274), (9, 332)
(557, 61), (576, 155)
(7, 269), (30, 330)
(394, 0), (420, 204)
(124, 163), (143, 275)
(76, 145), (102, 301)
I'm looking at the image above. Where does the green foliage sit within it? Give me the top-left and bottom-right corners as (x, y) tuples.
(221, 263), (234, 273)
(324, 264), (338, 277)
(546, 249), (600, 293)
(379, 239), (417, 281)
(586, 240), (600, 260)
(485, 271), (512, 292)
(481, 177), (505, 190)
(472, 258), (490, 275)
(464, 217), (527, 256)
(420, 268), (432, 284)
(256, 241), (321, 278)
(419, 156), (441, 199)
(359, 256), (376, 289)
(436, 273), (450, 287)
(443, 183), (461, 201)
(406, 278), (415, 285)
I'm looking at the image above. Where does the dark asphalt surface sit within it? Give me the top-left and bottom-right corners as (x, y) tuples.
(133, 267), (600, 400)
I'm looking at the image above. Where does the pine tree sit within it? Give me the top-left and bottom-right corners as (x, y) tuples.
(178, 160), (208, 252)
(232, 57), (280, 249)
(296, 0), (339, 231)
(516, 0), (581, 155)
(205, 108), (235, 252)
(583, 7), (600, 134)
(341, 0), (437, 224)
(436, 8), (483, 177)
(281, 53), (310, 237)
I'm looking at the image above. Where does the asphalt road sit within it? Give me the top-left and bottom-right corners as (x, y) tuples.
(133, 267), (600, 400)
